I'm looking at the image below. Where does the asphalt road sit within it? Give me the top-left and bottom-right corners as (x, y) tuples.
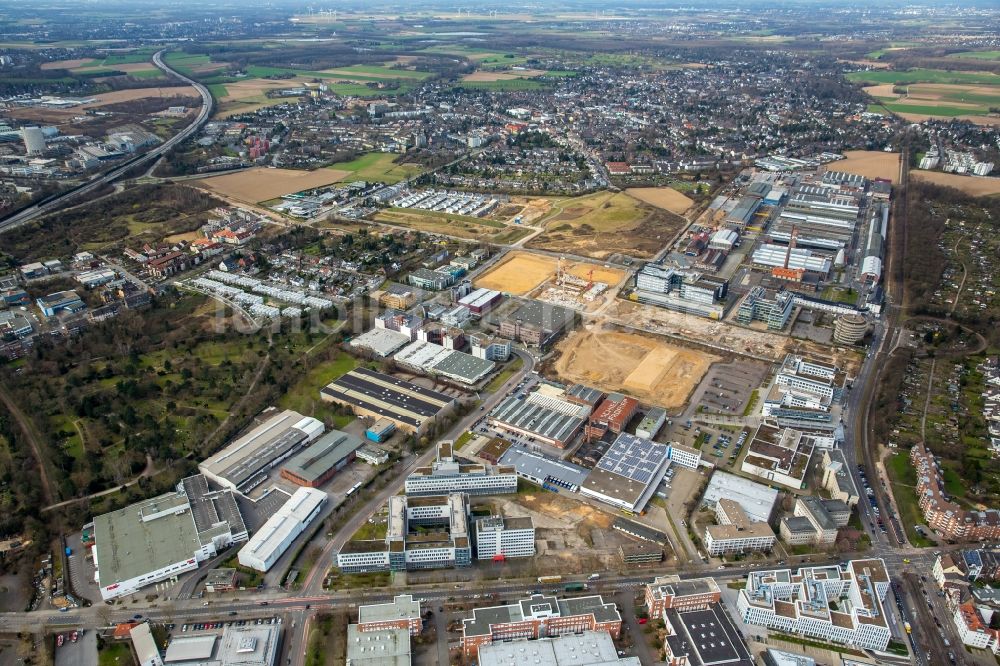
(0, 49), (213, 232)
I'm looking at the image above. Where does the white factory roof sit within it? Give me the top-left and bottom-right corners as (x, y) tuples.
(459, 287), (501, 309)
(351, 328), (411, 357)
(702, 470), (779, 523)
(861, 255), (882, 279)
(752, 244), (832, 274)
(478, 631), (640, 666)
(238, 487), (325, 568)
(346, 625), (411, 665)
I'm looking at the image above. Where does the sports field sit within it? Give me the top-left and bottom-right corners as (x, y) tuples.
(526, 190), (686, 260)
(553, 328), (718, 408)
(326, 152), (424, 184)
(195, 167), (350, 203)
(829, 151), (901, 182)
(625, 187), (694, 215)
(474, 251), (626, 296)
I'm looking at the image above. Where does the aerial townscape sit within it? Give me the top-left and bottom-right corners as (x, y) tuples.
(1, 0), (1000, 665)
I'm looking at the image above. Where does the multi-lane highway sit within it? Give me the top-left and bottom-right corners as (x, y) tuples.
(0, 49), (213, 233)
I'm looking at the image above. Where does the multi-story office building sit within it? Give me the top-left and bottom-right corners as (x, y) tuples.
(405, 441), (517, 496)
(737, 560), (891, 651)
(736, 286), (794, 331)
(336, 493), (472, 573)
(645, 576), (721, 617)
(461, 594), (622, 658)
(821, 449), (860, 507)
(357, 594), (423, 636)
(475, 516), (535, 560)
(632, 264), (727, 319)
(704, 499), (776, 556)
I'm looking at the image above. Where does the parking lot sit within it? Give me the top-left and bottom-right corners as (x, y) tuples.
(53, 629), (95, 666)
(689, 360), (770, 415)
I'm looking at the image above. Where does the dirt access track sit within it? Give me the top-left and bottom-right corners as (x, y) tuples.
(474, 250), (626, 296)
(195, 167), (350, 203)
(552, 326), (719, 409)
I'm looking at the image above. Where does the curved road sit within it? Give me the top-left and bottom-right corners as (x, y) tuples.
(0, 49), (213, 232)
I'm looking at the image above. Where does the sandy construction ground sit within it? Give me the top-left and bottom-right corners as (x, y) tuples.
(79, 86), (199, 108)
(474, 250), (625, 296)
(553, 327), (718, 408)
(462, 69), (547, 81)
(829, 150), (900, 182)
(912, 171), (1000, 196)
(195, 167), (350, 203)
(41, 58), (94, 70)
(626, 187), (694, 215)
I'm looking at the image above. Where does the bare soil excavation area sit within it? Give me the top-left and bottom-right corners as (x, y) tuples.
(474, 250), (626, 296)
(552, 327), (719, 408)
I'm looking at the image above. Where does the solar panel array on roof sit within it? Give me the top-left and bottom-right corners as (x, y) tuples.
(596, 433), (668, 484)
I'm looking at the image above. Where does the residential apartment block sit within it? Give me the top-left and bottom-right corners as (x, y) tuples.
(737, 560), (891, 651)
(912, 443), (1000, 541)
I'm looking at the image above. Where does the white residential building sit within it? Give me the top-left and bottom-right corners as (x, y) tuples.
(737, 559), (891, 651)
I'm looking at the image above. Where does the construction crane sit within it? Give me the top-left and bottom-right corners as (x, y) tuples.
(585, 268), (594, 291)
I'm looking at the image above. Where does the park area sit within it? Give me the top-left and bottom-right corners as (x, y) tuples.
(828, 150), (901, 182)
(625, 186), (695, 215)
(474, 250), (626, 296)
(526, 190), (686, 260)
(551, 327), (719, 408)
(195, 167), (350, 203)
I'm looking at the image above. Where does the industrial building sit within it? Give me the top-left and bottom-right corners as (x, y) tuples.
(37, 290), (85, 317)
(701, 471), (779, 524)
(736, 286), (794, 331)
(497, 299), (576, 349)
(645, 576), (721, 616)
(365, 417), (396, 443)
(321, 367), (454, 433)
(336, 494), (472, 573)
(704, 499), (776, 556)
(488, 390), (590, 449)
(584, 393), (639, 441)
(357, 444), (390, 466)
(724, 196), (762, 230)
(737, 560), (891, 651)
(408, 267), (454, 291)
(477, 632), (640, 666)
(350, 327), (412, 358)
(751, 244), (832, 276)
(459, 287), (503, 316)
(579, 433), (671, 514)
(346, 626), (410, 666)
(475, 515), (536, 560)
(162, 625), (280, 666)
(404, 440), (517, 496)
(280, 430), (364, 488)
(461, 594), (622, 658)
(612, 517), (668, 545)
(357, 594), (423, 636)
(632, 264), (727, 319)
(199, 409), (324, 496)
(740, 425), (817, 490)
(497, 445), (591, 492)
(662, 604), (754, 666)
(635, 408), (667, 440)
(393, 339), (496, 385)
(237, 487), (326, 572)
(91, 474), (247, 601)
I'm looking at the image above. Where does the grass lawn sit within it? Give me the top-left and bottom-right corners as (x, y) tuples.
(374, 208), (509, 240)
(326, 152), (424, 184)
(542, 190), (649, 232)
(98, 642), (136, 666)
(484, 355), (524, 394)
(350, 519), (388, 541)
(327, 569), (391, 590)
(455, 431), (474, 450)
(821, 287), (860, 305)
(847, 68), (1000, 86)
(278, 353), (359, 417)
(949, 50), (1000, 61)
(884, 451), (935, 547)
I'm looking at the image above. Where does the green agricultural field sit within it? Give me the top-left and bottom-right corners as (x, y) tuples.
(325, 64), (431, 80)
(208, 83), (229, 99)
(455, 78), (547, 91)
(326, 152), (424, 184)
(948, 50), (1000, 61)
(847, 68), (1000, 86)
(882, 101), (988, 117)
(163, 52), (211, 76)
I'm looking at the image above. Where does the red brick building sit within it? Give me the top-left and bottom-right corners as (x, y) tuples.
(357, 594), (423, 636)
(585, 394), (639, 441)
(461, 594), (621, 658)
(912, 443), (1000, 541)
(645, 575), (722, 618)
